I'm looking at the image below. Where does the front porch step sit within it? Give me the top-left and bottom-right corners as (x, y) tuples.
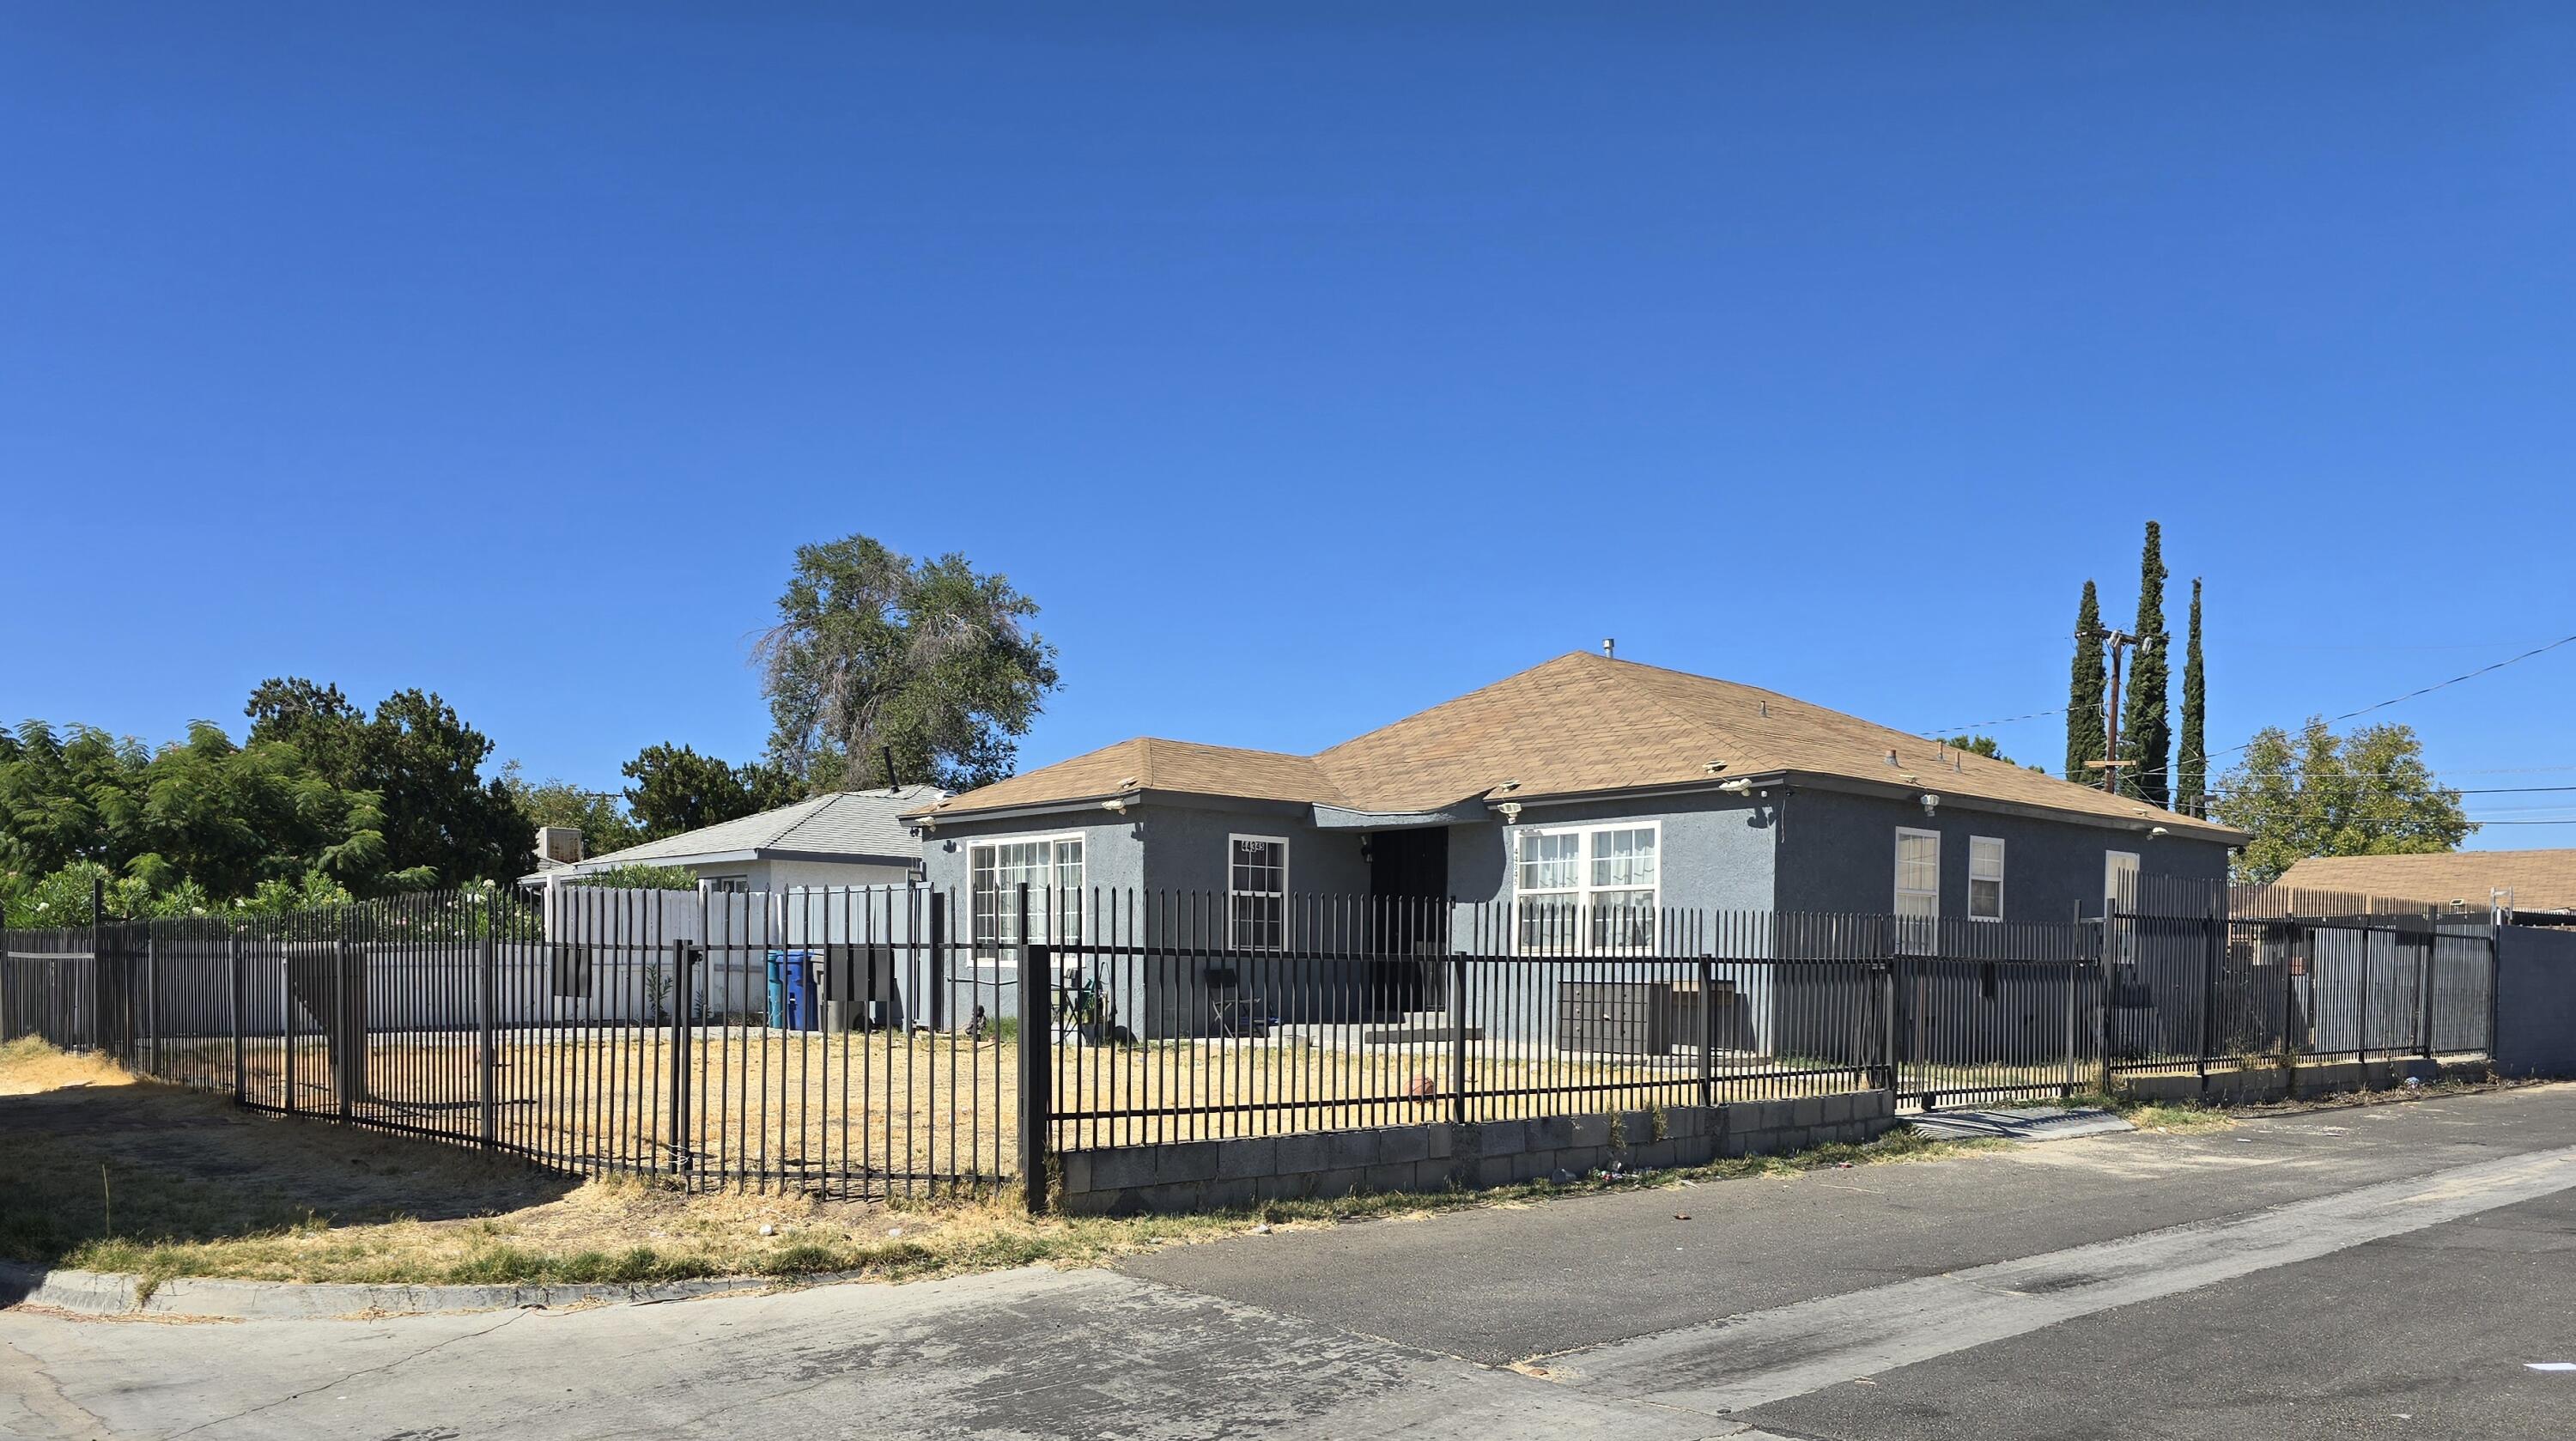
(1357, 1025), (1485, 1046)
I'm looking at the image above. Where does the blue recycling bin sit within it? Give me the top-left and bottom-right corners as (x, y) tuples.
(766, 950), (818, 1031)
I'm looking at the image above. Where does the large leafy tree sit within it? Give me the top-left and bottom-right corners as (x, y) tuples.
(1, 714), (410, 922)
(756, 534), (1060, 793)
(621, 744), (800, 842)
(2064, 581), (2106, 782)
(2210, 719), (2474, 884)
(129, 722), (404, 897)
(247, 679), (526, 886)
(2177, 578), (2208, 818)
(2118, 522), (2172, 806)
(0, 721), (150, 879)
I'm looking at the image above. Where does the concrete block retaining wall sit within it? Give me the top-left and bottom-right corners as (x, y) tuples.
(1057, 1091), (1897, 1216)
(2115, 1055), (2486, 1105)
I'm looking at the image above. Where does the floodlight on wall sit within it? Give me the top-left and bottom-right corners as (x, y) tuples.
(1717, 778), (1753, 794)
(2149, 825), (2168, 837)
(1920, 793), (1941, 816)
(1497, 801), (1524, 822)
(1103, 797), (1128, 814)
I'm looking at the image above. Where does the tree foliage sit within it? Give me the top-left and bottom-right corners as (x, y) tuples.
(1941, 734), (2046, 773)
(2177, 577), (2208, 818)
(2118, 521), (2172, 807)
(247, 679), (525, 887)
(571, 863), (702, 891)
(2064, 581), (2105, 782)
(2210, 719), (2474, 884)
(756, 534), (1060, 793)
(3, 681), (531, 922)
(621, 744), (799, 843)
(501, 762), (641, 858)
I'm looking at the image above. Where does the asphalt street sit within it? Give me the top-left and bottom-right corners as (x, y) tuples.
(4, 1084), (2572, 1440)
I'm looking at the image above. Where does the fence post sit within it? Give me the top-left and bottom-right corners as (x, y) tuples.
(927, 891), (949, 1032)
(1448, 945), (1470, 1128)
(2096, 918), (2115, 1097)
(1019, 939), (1054, 1215)
(2417, 935), (2434, 1061)
(2197, 909), (2217, 1089)
(666, 940), (693, 1176)
(281, 945), (296, 1116)
(2062, 953), (2080, 1097)
(145, 929), (161, 1079)
(477, 936), (499, 1149)
(2356, 927), (2370, 1067)
(1697, 953), (1716, 1110)
(1879, 916), (1899, 1098)
(336, 938), (356, 1122)
(228, 929), (246, 1104)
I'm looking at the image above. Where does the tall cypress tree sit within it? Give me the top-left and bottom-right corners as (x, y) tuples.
(2177, 577), (2207, 818)
(2120, 522), (2172, 806)
(2065, 581), (2106, 782)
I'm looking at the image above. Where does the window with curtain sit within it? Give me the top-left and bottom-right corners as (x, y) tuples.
(1894, 828), (1940, 955)
(1513, 824), (1658, 952)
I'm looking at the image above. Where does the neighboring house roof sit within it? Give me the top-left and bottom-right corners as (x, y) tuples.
(2275, 850), (2576, 912)
(914, 652), (2243, 842)
(563, 786), (945, 873)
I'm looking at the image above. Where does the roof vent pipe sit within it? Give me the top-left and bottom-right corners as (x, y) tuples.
(1602, 637), (1616, 658)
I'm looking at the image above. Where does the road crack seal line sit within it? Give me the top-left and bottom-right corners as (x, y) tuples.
(162, 1307), (530, 1439)
(3, 1334), (131, 1441)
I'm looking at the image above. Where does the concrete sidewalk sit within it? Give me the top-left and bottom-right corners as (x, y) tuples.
(0, 1266), (1728, 1441)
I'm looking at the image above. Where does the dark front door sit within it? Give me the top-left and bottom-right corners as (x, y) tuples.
(1366, 828), (1450, 1014)
(1369, 826), (1449, 902)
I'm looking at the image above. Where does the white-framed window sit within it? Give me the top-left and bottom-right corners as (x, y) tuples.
(1513, 822), (1659, 953)
(1228, 835), (1290, 951)
(703, 875), (749, 895)
(1894, 828), (1940, 955)
(1968, 837), (2005, 921)
(969, 834), (1085, 962)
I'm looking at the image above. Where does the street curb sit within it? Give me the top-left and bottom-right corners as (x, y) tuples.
(0, 1260), (823, 1319)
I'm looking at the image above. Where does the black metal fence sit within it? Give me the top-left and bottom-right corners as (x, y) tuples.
(2, 885), (1020, 1200)
(1, 877), (2502, 1207)
(1023, 895), (2136, 1158)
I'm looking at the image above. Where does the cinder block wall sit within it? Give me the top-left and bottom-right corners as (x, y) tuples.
(2115, 1055), (2485, 1105)
(1057, 1091), (1897, 1217)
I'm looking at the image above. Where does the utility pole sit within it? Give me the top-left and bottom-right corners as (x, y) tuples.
(2083, 627), (2145, 794)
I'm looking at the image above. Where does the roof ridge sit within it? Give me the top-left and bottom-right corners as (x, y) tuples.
(758, 790), (838, 848)
(1585, 656), (1771, 775)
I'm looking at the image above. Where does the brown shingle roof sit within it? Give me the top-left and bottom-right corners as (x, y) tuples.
(922, 652), (2242, 839)
(2275, 850), (2576, 912)
(917, 737), (1347, 816)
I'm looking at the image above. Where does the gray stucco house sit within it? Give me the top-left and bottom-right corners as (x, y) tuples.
(905, 653), (2244, 1037)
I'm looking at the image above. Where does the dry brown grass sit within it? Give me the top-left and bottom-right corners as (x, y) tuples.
(0, 1037), (131, 1095)
(147, 1027), (1873, 1184)
(0, 1038), (2000, 1292)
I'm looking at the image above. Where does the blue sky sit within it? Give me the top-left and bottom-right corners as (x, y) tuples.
(5, 5), (2573, 842)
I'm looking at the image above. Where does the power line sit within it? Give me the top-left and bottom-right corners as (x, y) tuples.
(2205, 629), (2576, 762)
(1920, 707), (2063, 735)
(1930, 630), (2576, 752)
